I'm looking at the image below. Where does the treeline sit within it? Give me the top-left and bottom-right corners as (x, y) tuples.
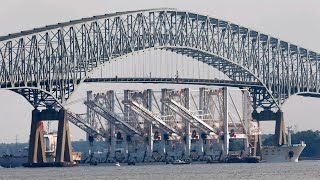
(263, 130), (320, 158)
(0, 143), (28, 155)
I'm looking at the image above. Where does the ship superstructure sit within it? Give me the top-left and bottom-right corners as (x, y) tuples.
(0, 131), (80, 168)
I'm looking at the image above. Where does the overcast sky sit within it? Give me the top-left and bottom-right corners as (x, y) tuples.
(1, 0), (320, 143)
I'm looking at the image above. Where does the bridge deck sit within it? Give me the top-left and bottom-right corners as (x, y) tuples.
(85, 78), (263, 88)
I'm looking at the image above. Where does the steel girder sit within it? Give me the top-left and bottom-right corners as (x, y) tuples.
(0, 8), (319, 110)
(85, 77), (262, 87)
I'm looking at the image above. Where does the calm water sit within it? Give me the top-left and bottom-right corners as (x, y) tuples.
(1, 161), (320, 180)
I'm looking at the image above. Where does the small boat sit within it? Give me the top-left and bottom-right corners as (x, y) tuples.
(224, 154), (260, 163)
(225, 154), (244, 163)
(170, 159), (191, 165)
(127, 161), (135, 165)
(0, 150), (28, 168)
(206, 160), (220, 164)
(115, 162), (120, 166)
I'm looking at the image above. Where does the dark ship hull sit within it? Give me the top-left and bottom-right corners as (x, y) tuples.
(0, 155), (27, 168)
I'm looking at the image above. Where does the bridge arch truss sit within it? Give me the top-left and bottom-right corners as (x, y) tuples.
(0, 8), (319, 110)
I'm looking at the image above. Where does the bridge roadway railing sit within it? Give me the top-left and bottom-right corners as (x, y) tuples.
(84, 78), (263, 88)
(161, 97), (217, 135)
(122, 99), (180, 135)
(84, 100), (143, 136)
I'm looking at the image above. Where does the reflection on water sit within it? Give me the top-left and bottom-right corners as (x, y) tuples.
(0, 160), (320, 180)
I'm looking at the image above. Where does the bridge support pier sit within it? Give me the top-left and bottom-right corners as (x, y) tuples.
(55, 109), (73, 163)
(252, 110), (286, 146)
(252, 133), (262, 156)
(274, 111), (287, 146)
(27, 109), (47, 164)
(25, 108), (74, 167)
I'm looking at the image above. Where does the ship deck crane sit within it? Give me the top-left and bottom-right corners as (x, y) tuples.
(122, 99), (180, 135)
(85, 100), (143, 136)
(67, 111), (106, 138)
(161, 98), (217, 135)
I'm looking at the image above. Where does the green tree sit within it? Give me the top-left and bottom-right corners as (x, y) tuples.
(262, 130), (320, 158)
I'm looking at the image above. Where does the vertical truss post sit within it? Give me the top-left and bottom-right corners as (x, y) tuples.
(109, 90), (116, 161)
(160, 89), (167, 158)
(123, 90), (130, 161)
(198, 87), (206, 156)
(55, 109), (73, 163)
(223, 87), (229, 157)
(86, 91), (93, 156)
(242, 90), (250, 155)
(147, 89), (153, 158)
(255, 121), (262, 156)
(183, 88), (191, 159)
(275, 111), (287, 146)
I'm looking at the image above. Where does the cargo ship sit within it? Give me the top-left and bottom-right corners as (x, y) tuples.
(261, 127), (306, 162)
(0, 132), (81, 168)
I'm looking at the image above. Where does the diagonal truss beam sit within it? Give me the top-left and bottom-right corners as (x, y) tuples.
(85, 100), (143, 136)
(67, 111), (105, 137)
(122, 99), (180, 135)
(161, 98), (217, 135)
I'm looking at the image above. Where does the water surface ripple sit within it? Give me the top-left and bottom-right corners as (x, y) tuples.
(0, 160), (319, 180)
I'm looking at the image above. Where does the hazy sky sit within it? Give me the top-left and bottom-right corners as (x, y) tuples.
(1, 0), (320, 143)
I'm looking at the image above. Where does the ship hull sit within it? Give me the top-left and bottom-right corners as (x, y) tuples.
(0, 156), (27, 168)
(261, 144), (306, 162)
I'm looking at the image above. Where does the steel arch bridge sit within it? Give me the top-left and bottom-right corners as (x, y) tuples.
(1, 8), (319, 111)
